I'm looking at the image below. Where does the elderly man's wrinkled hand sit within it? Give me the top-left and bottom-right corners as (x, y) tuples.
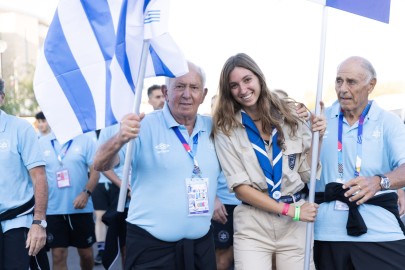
(342, 176), (381, 205)
(311, 101), (327, 138)
(296, 103), (310, 122)
(119, 113), (145, 143)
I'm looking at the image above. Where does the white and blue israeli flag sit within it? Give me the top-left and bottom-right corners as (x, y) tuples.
(34, 0), (188, 144)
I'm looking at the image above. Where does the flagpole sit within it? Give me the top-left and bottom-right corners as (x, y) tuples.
(304, 5), (328, 270)
(117, 39), (151, 212)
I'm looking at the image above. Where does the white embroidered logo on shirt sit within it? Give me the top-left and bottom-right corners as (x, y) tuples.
(43, 150), (52, 157)
(155, 143), (170, 153)
(0, 139), (9, 152)
(372, 128), (381, 139)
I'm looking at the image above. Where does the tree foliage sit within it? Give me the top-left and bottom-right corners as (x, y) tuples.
(0, 64), (39, 116)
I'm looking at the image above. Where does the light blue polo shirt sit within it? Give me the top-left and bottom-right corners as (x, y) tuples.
(98, 124), (122, 184)
(315, 101), (405, 242)
(0, 110), (45, 232)
(39, 132), (97, 214)
(126, 104), (221, 242)
(217, 172), (241, 205)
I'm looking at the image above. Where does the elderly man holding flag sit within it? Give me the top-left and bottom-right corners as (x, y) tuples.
(33, 0), (199, 267)
(94, 62), (220, 269)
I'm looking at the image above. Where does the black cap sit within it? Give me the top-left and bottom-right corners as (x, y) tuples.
(35, 111), (46, 120)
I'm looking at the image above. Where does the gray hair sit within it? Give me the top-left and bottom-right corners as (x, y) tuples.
(165, 61), (206, 88)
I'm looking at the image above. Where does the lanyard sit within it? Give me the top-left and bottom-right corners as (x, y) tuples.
(51, 139), (73, 166)
(337, 101), (372, 178)
(172, 126), (201, 177)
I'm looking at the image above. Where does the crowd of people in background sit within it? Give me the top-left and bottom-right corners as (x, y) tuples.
(1, 54), (405, 270)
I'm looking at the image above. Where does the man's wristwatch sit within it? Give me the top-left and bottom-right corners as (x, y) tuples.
(376, 174), (391, 191)
(32, 219), (47, 229)
(83, 188), (92, 196)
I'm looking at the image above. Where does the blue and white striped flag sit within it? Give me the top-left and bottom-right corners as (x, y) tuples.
(308, 0), (391, 23)
(34, 0), (188, 144)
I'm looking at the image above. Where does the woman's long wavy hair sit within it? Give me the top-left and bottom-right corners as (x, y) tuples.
(212, 53), (300, 148)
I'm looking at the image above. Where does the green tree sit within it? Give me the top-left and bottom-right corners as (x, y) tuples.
(0, 64), (39, 116)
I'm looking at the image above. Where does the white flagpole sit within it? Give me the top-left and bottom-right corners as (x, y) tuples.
(117, 39), (151, 212)
(304, 5), (328, 270)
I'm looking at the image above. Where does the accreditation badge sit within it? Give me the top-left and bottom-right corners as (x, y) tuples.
(334, 178), (349, 211)
(186, 177), (210, 216)
(56, 169), (71, 188)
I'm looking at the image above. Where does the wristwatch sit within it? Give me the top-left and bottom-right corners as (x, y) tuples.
(376, 174), (390, 191)
(83, 188), (92, 196)
(32, 219), (47, 229)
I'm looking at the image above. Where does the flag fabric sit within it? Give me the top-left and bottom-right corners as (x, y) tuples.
(34, 0), (188, 144)
(326, 0), (391, 23)
(308, 0), (391, 23)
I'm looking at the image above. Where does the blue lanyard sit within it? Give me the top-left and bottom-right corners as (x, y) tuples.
(337, 101), (372, 178)
(172, 126), (201, 177)
(51, 139), (73, 166)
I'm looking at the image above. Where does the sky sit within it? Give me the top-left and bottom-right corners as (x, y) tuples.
(1, 0), (405, 114)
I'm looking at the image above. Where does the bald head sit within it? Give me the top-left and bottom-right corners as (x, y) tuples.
(335, 56), (377, 120)
(338, 56), (376, 83)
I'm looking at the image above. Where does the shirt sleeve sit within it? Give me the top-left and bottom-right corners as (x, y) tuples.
(214, 130), (268, 192)
(19, 122), (45, 170)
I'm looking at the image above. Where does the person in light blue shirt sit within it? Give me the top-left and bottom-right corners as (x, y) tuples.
(35, 111), (51, 138)
(314, 56), (405, 270)
(94, 62), (221, 270)
(0, 78), (49, 269)
(39, 131), (99, 270)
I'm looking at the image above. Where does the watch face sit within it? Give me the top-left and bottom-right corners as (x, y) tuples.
(33, 220), (47, 228)
(381, 177), (390, 190)
(41, 220), (48, 228)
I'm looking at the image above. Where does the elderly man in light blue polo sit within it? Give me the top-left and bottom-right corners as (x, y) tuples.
(314, 56), (405, 270)
(94, 62), (221, 270)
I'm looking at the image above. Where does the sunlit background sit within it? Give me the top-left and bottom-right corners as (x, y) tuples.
(1, 0), (404, 119)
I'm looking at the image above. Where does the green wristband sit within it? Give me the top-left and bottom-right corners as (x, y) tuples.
(293, 206), (300, 221)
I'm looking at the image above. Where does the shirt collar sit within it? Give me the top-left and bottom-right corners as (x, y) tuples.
(329, 100), (379, 121)
(48, 131), (57, 141)
(162, 103), (207, 135)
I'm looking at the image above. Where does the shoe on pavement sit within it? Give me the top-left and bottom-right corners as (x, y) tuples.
(94, 250), (104, 265)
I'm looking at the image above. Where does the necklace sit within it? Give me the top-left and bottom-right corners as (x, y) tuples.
(253, 119), (261, 122)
